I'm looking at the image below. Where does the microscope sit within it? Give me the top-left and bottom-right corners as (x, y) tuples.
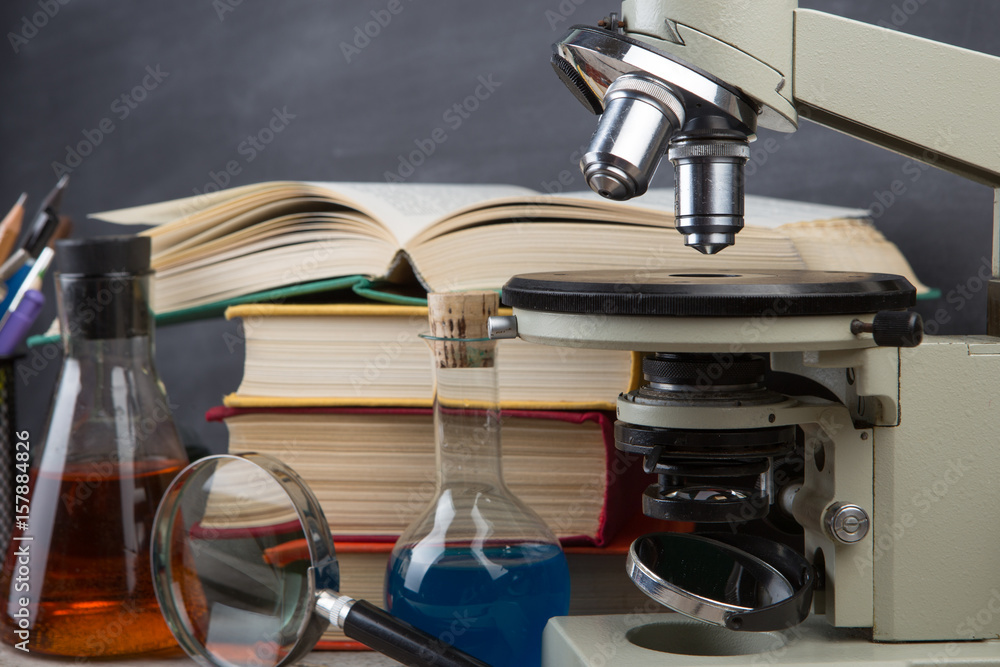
(489, 2), (1000, 664)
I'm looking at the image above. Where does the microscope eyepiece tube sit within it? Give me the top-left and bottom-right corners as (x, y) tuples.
(669, 134), (750, 255)
(581, 74), (685, 201)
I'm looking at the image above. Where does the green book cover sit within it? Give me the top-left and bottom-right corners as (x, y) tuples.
(27, 275), (368, 348)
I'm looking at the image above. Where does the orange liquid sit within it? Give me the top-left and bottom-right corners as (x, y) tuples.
(0, 459), (186, 656)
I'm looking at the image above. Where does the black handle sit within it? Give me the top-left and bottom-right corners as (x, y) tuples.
(851, 311), (923, 348)
(343, 600), (492, 667)
(872, 310), (923, 348)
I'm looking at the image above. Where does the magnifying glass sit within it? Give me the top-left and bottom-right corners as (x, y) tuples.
(150, 453), (491, 667)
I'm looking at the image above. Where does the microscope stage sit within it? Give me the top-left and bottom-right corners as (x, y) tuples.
(503, 269), (915, 317)
(501, 269), (917, 351)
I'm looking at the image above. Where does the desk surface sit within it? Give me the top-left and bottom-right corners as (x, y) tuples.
(0, 642), (397, 666)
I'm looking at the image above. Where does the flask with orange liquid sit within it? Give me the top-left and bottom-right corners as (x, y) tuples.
(0, 236), (188, 656)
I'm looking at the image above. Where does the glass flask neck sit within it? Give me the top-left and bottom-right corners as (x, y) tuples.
(57, 272), (154, 358)
(426, 337), (505, 490)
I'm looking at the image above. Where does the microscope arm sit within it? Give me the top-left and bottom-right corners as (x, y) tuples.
(792, 10), (1000, 188)
(622, 1), (1000, 184)
(791, 11), (1000, 334)
(619, 0), (1000, 332)
(790, 10), (1000, 334)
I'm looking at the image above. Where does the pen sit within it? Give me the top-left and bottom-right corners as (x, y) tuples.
(0, 193), (27, 264)
(0, 175), (68, 282)
(52, 215), (73, 247)
(0, 289), (44, 356)
(0, 246), (53, 332)
(0, 264), (29, 313)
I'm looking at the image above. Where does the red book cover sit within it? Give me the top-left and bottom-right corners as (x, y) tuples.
(206, 405), (652, 547)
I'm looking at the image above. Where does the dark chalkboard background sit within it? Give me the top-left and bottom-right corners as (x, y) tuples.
(0, 0), (996, 456)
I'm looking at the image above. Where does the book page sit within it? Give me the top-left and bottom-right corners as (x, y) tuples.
(406, 201), (671, 247)
(549, 188), (676, 215)
(90, 182), (298, 225)
(780, 219), (931, 293)
(409, 188), (872, 248)
(92, 182), (330, 254)
(551, 189), (871, 228)
(408, 222), (808, 293)
(309, 182), (536, 246)
(93, 181), (534, 239)
(156, 213), (386, 269)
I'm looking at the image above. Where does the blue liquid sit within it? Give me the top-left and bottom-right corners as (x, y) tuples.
(385, 542), (571, 667)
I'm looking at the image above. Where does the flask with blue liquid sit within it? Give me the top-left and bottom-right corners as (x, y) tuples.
(385, 291), (571, 667)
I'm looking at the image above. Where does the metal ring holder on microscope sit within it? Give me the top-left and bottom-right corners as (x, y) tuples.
(493, 269), (922, 631)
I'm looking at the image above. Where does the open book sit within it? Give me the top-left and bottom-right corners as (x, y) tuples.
(92, 181), (930, 315)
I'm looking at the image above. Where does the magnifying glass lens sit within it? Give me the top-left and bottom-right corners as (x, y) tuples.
(154, 455), (490, 667)
(154, 457), (318, 667)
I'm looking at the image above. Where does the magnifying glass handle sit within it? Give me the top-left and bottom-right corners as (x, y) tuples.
(345, 600), (492, 667)
(322, 596), (492, 667)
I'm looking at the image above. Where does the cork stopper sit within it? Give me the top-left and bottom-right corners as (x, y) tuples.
(427, 291), (498, 368)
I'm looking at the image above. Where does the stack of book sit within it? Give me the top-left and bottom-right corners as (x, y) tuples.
(213, 303), (655, 647)
(80, 181), (930, 647)
(214, 304), (645, 540)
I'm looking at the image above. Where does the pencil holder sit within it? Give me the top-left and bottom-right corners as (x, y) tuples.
(0, 357), (17, 564)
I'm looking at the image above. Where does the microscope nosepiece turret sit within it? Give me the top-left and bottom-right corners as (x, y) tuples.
(553, 25), (760, 255)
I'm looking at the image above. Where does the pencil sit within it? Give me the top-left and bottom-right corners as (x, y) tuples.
(0, 193), (26, 263)
(50, 215), (73, 247)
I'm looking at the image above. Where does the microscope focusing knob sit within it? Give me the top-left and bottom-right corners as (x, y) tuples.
(851, 310), (924, 347)
(824, 503), (871, 544)
(872, 310), (924, 347)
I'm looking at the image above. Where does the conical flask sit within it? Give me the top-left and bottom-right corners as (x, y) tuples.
(385, 292), (570, 667)
(0, 236), (189, 656)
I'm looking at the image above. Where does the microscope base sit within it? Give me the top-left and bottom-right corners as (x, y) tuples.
(542, 614), (1000, 666)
